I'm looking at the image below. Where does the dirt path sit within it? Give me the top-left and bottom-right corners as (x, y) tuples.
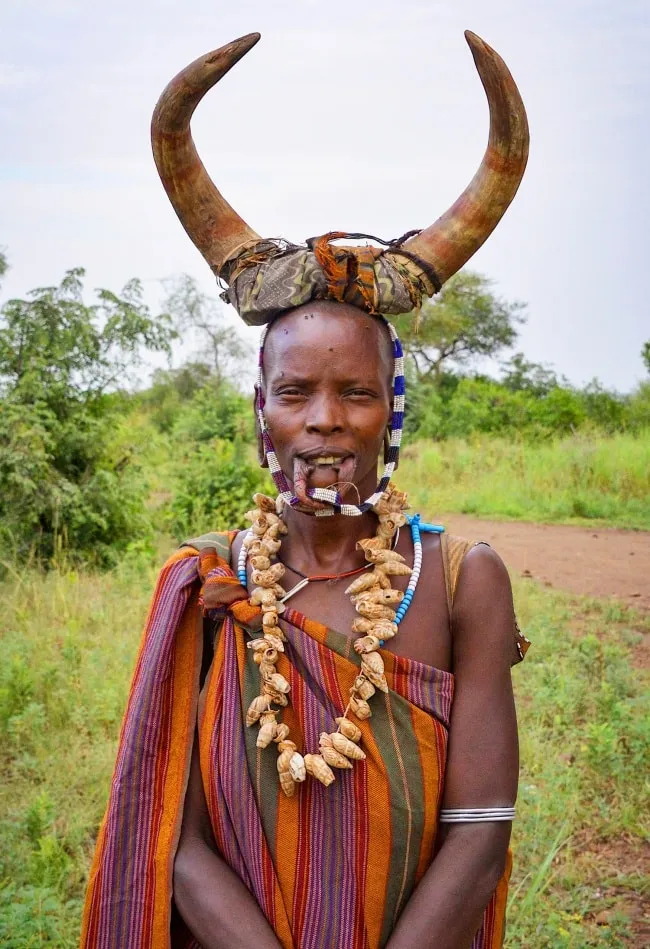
(440, 515), (650, 611)
(442, 515), (650, 944)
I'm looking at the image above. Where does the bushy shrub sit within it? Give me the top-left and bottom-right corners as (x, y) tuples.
(172, 380), (253, 445)
(405, 373), (645, 443)
(0, 393), (155, 566)
(140, 363), (214, 433)
(169, 438), (272, 540)
(0, 267), (174, 566)
(627, 382), (650, 431)
(529, 385), (586, 435)
(444, 377), (532, 436)
(579, 380), (627, 432)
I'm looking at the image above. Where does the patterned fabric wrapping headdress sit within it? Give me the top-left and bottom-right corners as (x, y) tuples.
(219, 231), (441, 327)
(151, 31), (529, 324)
(150, 29), (528, 511)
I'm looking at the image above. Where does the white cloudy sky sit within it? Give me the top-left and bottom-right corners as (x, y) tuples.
(1, 0), (648, 390)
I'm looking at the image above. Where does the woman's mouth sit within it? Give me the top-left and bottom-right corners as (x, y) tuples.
(292, 453), (358, 508)
(311, 456), (344, 467)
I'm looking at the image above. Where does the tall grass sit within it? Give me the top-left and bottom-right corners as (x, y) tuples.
(399, 431), (650, 529)
(508, 581), (650, 945)
(0, 560), (648, 946)
(0, 557), (157, 947)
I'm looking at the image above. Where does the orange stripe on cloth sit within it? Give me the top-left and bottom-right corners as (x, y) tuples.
(81, 547), (201, 949)
(151, 587), (202, 946)
(490, 849), (513, 948)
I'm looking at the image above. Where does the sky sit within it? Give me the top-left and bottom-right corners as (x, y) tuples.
(1, 0), (649, 392)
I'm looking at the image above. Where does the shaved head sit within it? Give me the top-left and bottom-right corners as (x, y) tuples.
(263, 301), (394, 386)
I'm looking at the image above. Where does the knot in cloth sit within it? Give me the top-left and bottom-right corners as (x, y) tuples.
(198, 547), (260, 626)
(218, 231), (441, 325)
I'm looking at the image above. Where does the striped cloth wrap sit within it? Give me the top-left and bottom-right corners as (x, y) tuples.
(81, 532), (511, 949)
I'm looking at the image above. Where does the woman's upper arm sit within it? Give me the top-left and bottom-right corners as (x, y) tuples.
(442, 544), (519, 808)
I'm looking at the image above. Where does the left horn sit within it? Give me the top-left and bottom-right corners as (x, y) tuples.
(404, 31), (529, 285)
(151, 33), (262, 275)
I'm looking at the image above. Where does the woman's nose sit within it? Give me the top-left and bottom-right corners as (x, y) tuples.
(305, 394), (344, 435)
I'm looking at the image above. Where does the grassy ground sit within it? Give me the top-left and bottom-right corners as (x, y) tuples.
(399, 432), (650, 530)
(0, 560), (648, 946)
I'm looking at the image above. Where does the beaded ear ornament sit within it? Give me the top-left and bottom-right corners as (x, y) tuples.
(238, 488), (445, 796)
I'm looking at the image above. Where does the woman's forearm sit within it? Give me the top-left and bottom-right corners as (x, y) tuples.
(386, 824), (510, 949)
(173, 837), (283, 949)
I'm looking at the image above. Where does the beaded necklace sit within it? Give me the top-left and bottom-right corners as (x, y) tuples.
(237, 488), (445, 796)
(271, 529), (401, 604)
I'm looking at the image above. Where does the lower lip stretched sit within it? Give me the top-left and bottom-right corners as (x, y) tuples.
(292, 455), (359, 505)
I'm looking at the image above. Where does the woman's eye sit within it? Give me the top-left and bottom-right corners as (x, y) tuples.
(275, 388), (305, 398)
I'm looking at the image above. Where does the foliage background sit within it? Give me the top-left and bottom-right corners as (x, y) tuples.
(1, 259), (649, 568)
(0, 255), (648, 946)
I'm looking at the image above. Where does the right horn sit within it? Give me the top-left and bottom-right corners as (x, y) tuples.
(404, 31), (529, 286)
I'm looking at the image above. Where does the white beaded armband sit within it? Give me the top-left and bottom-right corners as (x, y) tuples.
(439, 807), (516, 823)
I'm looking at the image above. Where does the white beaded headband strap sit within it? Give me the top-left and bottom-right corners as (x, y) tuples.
(255, 318), (405, 517)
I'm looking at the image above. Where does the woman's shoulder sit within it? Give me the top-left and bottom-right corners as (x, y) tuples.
(441, 536), (530, 665)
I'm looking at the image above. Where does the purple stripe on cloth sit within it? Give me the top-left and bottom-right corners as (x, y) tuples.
(208, 615), (275, 919)
(97, 555), (199, 949)
(472, 922), (488, 948)
(209, 615), (255, 888)
(392, 655), (454, 728)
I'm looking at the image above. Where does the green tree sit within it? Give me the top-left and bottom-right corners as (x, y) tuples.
(394, 271), (525, 383)
(0, 267), (175, 564)
(642, 340), (650, 375)
(500, 352), (559, 396)
(162, 274), (250, 386)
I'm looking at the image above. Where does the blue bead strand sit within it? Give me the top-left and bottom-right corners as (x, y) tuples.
(393, 514), (444, 627)
(237, 530), (250, 586)
(238, 516), (444, 633)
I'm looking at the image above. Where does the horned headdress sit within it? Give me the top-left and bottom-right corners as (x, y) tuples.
(151, 31), (528, 325)
(151, 31), (529, 514)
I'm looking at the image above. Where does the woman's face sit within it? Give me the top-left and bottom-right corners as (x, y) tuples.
(261, 302), (394, 506)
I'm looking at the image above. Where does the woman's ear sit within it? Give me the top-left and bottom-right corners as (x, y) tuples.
(383, 427), (398, 470)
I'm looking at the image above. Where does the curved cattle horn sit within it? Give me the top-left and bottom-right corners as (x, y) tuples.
(404, 31), (529, 285)
(151, 33), (262, 275)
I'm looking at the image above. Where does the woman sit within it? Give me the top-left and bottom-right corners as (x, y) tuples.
(81, 29), (529, 949)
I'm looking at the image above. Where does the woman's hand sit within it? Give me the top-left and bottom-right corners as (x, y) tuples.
(173, 737), (283, 949)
